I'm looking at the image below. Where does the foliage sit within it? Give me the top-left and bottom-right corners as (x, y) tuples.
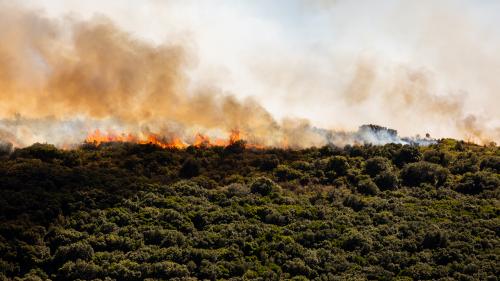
(250, 176), (280, 196)
(0, 140), (498, 280)
(327, 155), (350, 176)
(179, 158), (201, 179)
(400, 161), (449, 187)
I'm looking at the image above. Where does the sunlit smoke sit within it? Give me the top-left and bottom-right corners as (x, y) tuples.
(0, 2), (497, 148)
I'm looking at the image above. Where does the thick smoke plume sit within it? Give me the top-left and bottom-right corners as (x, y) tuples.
(0, 3), (287, 147)
(0, 3), (493, 148)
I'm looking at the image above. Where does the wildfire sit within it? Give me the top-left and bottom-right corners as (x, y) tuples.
(193, 133), (211, 147)
(85, 129), (187, 149)
(143, 134), (186, 149)
(84, 128), (263, 149)
(229, 129), (241, 144)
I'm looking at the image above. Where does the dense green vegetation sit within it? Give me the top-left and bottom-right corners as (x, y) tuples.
(0, 139), (498, 280)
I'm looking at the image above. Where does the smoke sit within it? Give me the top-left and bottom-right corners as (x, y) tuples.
(336, 58), (499, 144)
(0, 1), (497, 148)
(242, 0), (500, 144)
(0, 3), (287, 147)
(0, 3), (356, 148)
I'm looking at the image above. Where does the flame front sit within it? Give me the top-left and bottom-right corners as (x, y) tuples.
(85, 129), (263, 149)
(85, 130), (187, 149)
(229, 129), (240, 144)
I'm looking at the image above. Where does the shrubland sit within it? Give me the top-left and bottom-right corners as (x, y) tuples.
(0, 139), (498, 280)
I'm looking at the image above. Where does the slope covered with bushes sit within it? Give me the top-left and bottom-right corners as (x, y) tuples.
(0, 139), (498, 280)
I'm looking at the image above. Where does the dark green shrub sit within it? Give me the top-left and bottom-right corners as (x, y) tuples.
(480, 156), (500, 173)
(12, 143), (61, 162)
(57, 260), (101, 280)
(423, 149), (451, 166)
(259, 155), (280, 171)
(283, 258), (316, 278)
(108, 259), (142, 280)
(341, 230), (372, 252)
(224, 140), (246, 154)
(455, 171), (499, 194)
(224, 183), (249, 197)
(46, 228), (87, 250)
(222, 174), (245, 185)
(290, 160), (312, 171)
(450, 154), (479, 175)
(364, 157), (391, 177)
(401, 262), (435, 280)
(275, 165), (303, 181)
(149, 261), (189, 279)
(250, 176), (280, 196)
(374, 170), (399, 190)
(179, 158), (200, 178)
(394, 146), (422, 167)
(327, 156), (350, 176)
(357, 178), (379, 195)
(400, 162), (449, 187)
(343, 195), (367, 211)
(422, 231), (448, 249)
(172, 180), (207, 197)
(53, 242), (94, 263)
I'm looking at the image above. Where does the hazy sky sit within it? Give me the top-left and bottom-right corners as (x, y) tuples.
(12, 0), (500, 142)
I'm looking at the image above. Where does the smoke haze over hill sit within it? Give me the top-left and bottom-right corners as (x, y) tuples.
(0, 1), (499, 147)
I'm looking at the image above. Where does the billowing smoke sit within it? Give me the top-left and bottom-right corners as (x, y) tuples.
(0, 2), (496, 148)
(0, 3), (285, 147)
(241, 1), (500, 144)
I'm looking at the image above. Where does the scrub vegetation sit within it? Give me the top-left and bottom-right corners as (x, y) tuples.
(0, 139), (498, 280)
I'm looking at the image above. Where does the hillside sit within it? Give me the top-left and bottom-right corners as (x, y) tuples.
(0, 140), (498, 280)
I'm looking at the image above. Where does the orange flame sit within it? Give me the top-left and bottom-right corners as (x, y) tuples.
(281, 137), (289, 149)
(85, 129), (187, 149)
(141, 134), (186, 149)
(229, 129), (241, 144)
(194, 133), (210, 147)
(84, 129), (266, 149)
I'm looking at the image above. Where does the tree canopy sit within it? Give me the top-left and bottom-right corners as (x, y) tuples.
(0, 139), (498, 280)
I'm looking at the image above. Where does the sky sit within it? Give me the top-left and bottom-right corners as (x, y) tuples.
(5, 0), (500, 144)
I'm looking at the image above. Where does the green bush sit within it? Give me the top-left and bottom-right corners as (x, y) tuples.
(341, 230), (373, 252)
(400, 162), (449, 187)
(179, 158), (200, 178)
(57, 260), (101, 280)
(327, 156), (350, 176)
(480, 156), (500, 173)
(421, 230), (448, 249)
(450, 154), (479, 175)
(250, 176), (280, 196)
(224, 183), (249, 197)
(274, 165), (303, 181)
(357, 178), (379, 195)
(455, 171), (500, 194)
(12, 143), (62, 162)
(53, 242), (94, 264)
(148, 261), (189, 279)
(423, 149), (451, 166)
(224, 140), (246, 154)
(259, 155), (280, 171)
(394, 145), (422, 167)
(364, 157), (392, 177)
(374, 170), (399, 190)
